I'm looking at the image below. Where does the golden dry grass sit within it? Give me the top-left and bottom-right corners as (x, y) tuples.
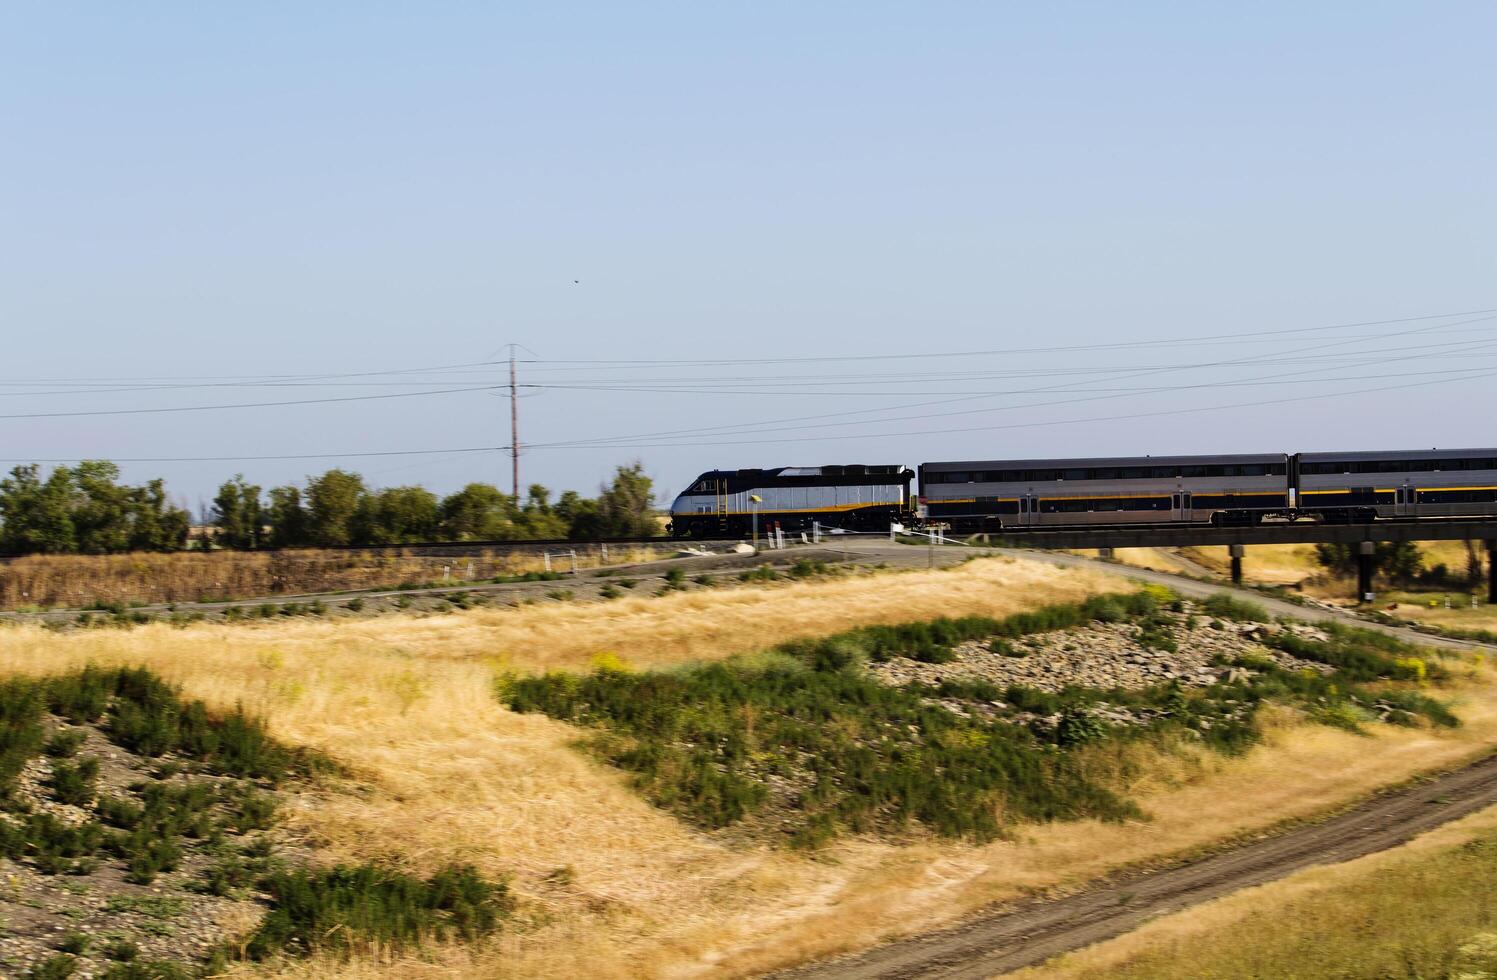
(0, 545), (665, 610)
(1010, 802), (1497, 980)
(1379, 598), (1497, 633)
(1178, 543), (1322, 585)
(1088, 548), (1203, 575)
(2, 554), (1494, 978)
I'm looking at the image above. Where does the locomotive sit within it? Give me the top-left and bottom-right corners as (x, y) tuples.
(665, 465), (912, 538)
(667, 448), (1497, 537)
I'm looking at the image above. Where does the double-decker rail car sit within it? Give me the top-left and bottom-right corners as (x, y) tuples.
(920, 454), (1290, 532)
(1296, 448), (1497, 523)
(667, 465), (913, 538)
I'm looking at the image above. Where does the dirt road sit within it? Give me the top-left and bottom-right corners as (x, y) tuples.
(778, 749), (1497, 979)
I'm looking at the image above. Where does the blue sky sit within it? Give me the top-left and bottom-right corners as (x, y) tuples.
(2, 3), (1494, 511)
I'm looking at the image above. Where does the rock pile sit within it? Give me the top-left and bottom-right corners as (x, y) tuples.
(868, 604), (1332, 694)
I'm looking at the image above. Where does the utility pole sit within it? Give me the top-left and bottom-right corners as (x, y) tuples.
(509, 345), (520, 501)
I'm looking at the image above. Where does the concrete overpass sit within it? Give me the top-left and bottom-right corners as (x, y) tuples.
(964, 518), (1497, 603)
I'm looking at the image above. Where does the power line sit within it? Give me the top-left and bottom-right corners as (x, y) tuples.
(514, 306), (1497, 367)
(532, 314), (1497, 448)
(0, 447), (508, 464)
(0, 385), (501, 421)
(529, 366), (1497, 450)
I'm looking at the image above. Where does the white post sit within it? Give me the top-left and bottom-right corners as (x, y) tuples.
(443, 565), (451, 582)
(890, 524), (897, 542)
(601, 543), (609, 564)
(570, 549), (578, 575)
(812, 521), (821, 544)
(775, 527), (785, 550)
(543, 552), (552, 573)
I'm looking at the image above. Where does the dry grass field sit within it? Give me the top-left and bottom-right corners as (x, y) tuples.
(1177, 543), (1323, 585)
(1014, 802), (1497, 979)
(0, 546), (663, 610)
(1, 554), (1493, 978)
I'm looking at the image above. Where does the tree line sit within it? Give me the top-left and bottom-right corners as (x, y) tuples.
(0, 461), (657, 555)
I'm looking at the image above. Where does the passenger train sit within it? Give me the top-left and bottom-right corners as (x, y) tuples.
(666, 449), (1497, 537)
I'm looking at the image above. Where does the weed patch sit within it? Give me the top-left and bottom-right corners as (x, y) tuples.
(504, 591), (1459, 846)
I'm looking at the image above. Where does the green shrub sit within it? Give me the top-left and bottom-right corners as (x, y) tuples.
(245, 863), (509, 959)
(1201, 593), (1271, 622)
(506, 655), (1138, 843)
(97, 962), (191, 980)
(1137, 629), (1178, 653)
(57, 932), (89, 954)
(103, 937), (140, 961)
(25, 955), (77, 979)
(46, 666), (114, 723)
(49, 757), (100, 806)
(0, 677), (47, 794)
(344, 598), (365, 613)
(1056, 708), (1107, 747)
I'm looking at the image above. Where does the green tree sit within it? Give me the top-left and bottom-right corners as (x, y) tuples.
(0, 465), (76, 554)
(516, 485), (568, 539)
(352, 486), (441, 545)
(266, 486), (310, 548)
(1314, 542), (1423, 585)
(305, 470), (367, 546)
(125, 478), (190, 551)
(556, 490), (605, 540)
(70, 460), (133, 553)
(595, 462), (656, 538)
(212, 475), (265, 549)
(439, 483), (520, 540)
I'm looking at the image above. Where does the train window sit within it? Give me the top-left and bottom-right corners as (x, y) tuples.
(1062, 469), (1089, 481)
(1092, 468), (1119, 480)
(1181, 466), (1208, 478)
(1146, 466), (1177, 479)
(1025, 469), (1056, 481)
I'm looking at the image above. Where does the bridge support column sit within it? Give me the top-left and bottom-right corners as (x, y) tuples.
(1229, 544), (1245, 586)
(1488, 540), (1496, 605)
(1357, 541), (1377, 603)
(1098, 547), (1114, 560)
